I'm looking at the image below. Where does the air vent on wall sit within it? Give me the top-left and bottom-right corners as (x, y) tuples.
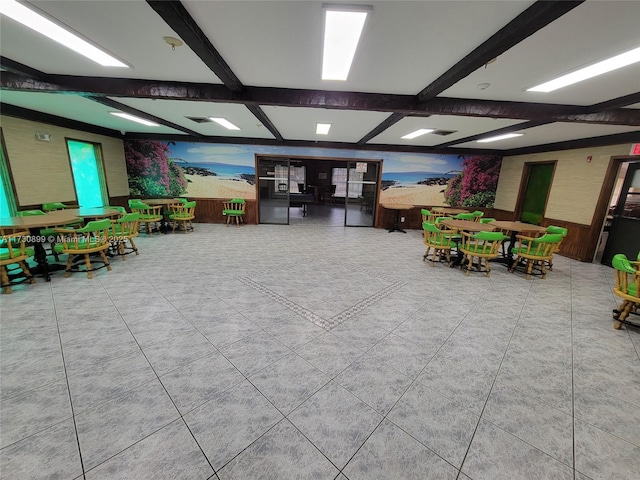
(185, 116), (212, 123)
(431, 129), (457, 136)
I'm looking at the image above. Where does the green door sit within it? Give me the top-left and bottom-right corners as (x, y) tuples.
(520, 163), (554, 225)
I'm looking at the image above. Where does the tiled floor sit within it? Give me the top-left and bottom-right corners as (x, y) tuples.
(1, 223), (639, 480)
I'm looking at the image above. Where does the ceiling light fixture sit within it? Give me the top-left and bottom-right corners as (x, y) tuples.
(401, 128), (434, 140)
(209, 117), (240, 130)
(110, 112), (159, 126)
(477, 133), (523, 143)
(316, 123), (331, 135)
(528, 45), (640, 92)
(0, 0), (128, 67)
(321, 4), (371, 81)
(162, 36), (183, 50)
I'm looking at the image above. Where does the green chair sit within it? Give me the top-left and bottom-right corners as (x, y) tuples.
(54, 219), (112, 279)
(1, 230), (36, 294)
(169, 201), (196, 233)
(454, 212), (475, 221)
(612, 253), (640, 329)
(421, 209), (434, 223)
(544, 225), (568, 270)
(110, 212), (140, 260)
(480, 218), (495, 224)
(42, 202), (71, 212)
(108, 206), (127, 216)
(130, 202), (163, 234)
(173, 198), (189, 204)
(422, 221), (458, 267)
(471, 211), (484, 222)
(17, 210), (60, 260)
(509, 233), (563, 279)
(223, 198), (246, 227)
(458, 231), (506, 277)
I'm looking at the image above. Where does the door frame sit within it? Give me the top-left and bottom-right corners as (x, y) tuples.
(514, 160), (557, 224)
(254, 153), (383, 226)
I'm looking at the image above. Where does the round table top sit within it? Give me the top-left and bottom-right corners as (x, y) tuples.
(431, 207), (470, 214)
(66, 207), (121, 218)
(440, 219), (496, 232)
(0, 210), (80, 229)
(489, 221), (548, 233)
(145, 198), (183, 205)
(381, 203), (414, 210)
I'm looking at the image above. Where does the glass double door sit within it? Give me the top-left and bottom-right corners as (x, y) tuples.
(257, 157), (379, 226)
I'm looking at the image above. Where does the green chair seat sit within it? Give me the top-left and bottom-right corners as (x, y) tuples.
(0, 247), (35, 260)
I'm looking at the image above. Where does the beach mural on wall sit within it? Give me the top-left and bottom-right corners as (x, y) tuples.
(124, 139), (502, 207)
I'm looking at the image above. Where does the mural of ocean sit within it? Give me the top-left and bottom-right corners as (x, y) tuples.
(174, 161), (254, 179)
(382, 172), (457, 186)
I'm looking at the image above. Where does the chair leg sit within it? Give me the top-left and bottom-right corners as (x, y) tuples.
(65, 254), (75, 277)
(84, 254), (93, 279)
(465, 255), (473, 276)
(130, 238), (139, 255)
(18, 261), (35, 284)
(99, 251), (112, 271)
(525, 260), (534, 280)
(1, 266), (11, 294)
(485, 258), (491, 278)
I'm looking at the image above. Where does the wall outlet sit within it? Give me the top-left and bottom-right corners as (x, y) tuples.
(400, 216), (405, 222)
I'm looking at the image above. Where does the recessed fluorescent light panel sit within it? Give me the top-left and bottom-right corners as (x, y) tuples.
(316, 123), (331, 135)
(0, 0), (128, 67)
(477, 133), (523, 143)
(110, 112), (159, 126)
(401, 128), (434, 140)
(528, 45), (640, 92)
(322, 4), (371, 81)
(209, 117), (240, 130)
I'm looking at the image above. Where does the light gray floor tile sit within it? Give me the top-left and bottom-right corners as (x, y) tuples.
(295, 332), (365, 377)
(482, 382), (573, 466)
(219, 333), (291, 376)
(141, 330), (217, 376)
(367, 332), (434, 379)
(160, 352), (245, 415)
(387, 381), (479, 468)
(574, 418), (640, 480)
(217, 419), (339, 480)
(461, 419), (573, 480)
(416, 356), (495, 415)
(342, 419), (458, 480)
(0, 418), (82, 480)
(249, 352), (330, 415)
(184, 380), (283, 470)
(0, 379), (72, 449)
(334, 354), (413, 415)
(288, 381), (383, 469)
(1, 349), (66, 401)
(84, 419), (213, 480)
(75, 379), (179, 470)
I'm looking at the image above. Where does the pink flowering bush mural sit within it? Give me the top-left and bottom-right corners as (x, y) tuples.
(445, 155), (502, 207)
(124, 140), (186, 197)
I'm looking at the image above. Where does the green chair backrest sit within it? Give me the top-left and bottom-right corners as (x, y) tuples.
(422, 221), (441, 233)
(454, 213), (475, 220)
(174, 198), (188, 204)
(612, 253), (636, 274)
(531, 233), (564, 244)
(230, 198), (245, 204)
(129, 199), (147, 207)
(420, 209), (431, 216)
(183, 201), (197, 208)
(117, 212), (141, 223)
(480, 218), (495, 224)
(472, 231), (505, 241)
(546, 225), (568, 237)
(78, 218), (112, 233)
(17, 209), (46, 216)
(109, 206), (127, 215)
(42, 202), (68, 211)
(472, 211), (484, 218)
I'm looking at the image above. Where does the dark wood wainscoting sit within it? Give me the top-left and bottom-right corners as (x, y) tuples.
(123, 197), (257, 225)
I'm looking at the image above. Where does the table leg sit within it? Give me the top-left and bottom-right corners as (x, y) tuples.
(388, 210), (406, 233)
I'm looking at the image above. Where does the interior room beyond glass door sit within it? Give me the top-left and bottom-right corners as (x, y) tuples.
(345, 161), (378, 226)
(258, 157), (290, 224)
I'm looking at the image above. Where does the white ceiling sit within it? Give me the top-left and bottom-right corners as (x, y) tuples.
(1, 0), (639, 153)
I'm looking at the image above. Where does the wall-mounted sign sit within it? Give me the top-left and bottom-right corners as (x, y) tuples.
(356, 162), (367, 172)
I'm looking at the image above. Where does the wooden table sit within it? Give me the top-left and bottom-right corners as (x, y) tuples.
(381, 204), (413, 233)
(489, 221), (548, 264)
(66, 207), (121, 220)
(142, 199), (182, 232)
(432, 207), (470, 215)
(440, 219), (496, 232)
(0, 211), (81, 281)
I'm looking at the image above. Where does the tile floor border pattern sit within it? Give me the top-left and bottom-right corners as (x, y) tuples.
(239, 277), (404, 330)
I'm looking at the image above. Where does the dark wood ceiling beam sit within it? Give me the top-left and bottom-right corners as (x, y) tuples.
(434, 120), (554, 148)
(0, 57), (49, 80)
(586, 92), (640, 113)
(3, 72), (639, 126)
(417, 1), (585, 102)
(91, 97), (203, 137)
(245, 104), (283, 141)
(504, 131), (640, 156)
(146, 0), (242, 92)
(357, 112), (406, 145)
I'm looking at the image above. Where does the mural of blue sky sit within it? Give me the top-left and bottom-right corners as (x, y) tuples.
(168, 141), (464, 185)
